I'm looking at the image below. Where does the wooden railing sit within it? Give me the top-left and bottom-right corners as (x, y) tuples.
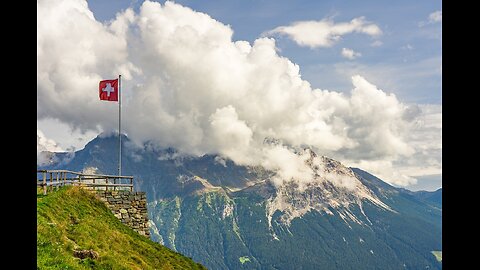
(37, 170), (134, 195)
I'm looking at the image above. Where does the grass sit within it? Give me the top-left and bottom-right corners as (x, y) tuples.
(431, 251), (442, 262)
(37, 186), (206, 269)
(239, 256), (250, 264)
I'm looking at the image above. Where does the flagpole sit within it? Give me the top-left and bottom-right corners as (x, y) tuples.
(118, 74), (122, 176)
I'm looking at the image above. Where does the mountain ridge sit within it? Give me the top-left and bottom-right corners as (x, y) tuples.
(39, 134), (442, 270)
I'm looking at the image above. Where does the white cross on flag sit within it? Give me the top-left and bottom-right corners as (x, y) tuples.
(99, 79), (118, 101)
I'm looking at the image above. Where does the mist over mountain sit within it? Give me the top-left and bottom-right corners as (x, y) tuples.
(39, 134), (442, 269)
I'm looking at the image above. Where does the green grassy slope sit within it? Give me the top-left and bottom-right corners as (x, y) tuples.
(37, 186), (206, 270)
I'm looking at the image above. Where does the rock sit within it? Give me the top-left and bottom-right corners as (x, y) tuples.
(119, 208), (127, 214)
(73, 249), (99, 260)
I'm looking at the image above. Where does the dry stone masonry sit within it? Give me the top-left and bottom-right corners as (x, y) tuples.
(96, 191), (150, 237)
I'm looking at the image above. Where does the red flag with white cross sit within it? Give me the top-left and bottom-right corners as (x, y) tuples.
(99, 79), (119, 101)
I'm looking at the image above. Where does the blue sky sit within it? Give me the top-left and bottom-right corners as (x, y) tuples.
(38, 0), (442, 191)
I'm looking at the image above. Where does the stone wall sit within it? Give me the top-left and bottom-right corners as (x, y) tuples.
(95, 191), (150, 237)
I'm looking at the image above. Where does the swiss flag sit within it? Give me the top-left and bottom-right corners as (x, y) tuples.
(99, 79), (118, 101)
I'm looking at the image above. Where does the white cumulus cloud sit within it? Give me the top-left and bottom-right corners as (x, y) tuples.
(37, 0), (140, 133)
(37, 0), (439, 187)
(344, 104), (442, 186)
(264, 17), (382, 48)
(341, 48), (361, 60)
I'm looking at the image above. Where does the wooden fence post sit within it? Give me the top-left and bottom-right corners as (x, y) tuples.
(49, 172), (53, 192)
(105, 177), (108, 192)
(43, 171), (47, 195)
(130, 177), (133, 192)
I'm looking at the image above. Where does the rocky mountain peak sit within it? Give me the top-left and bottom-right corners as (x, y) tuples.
(266, 149), (392, 232)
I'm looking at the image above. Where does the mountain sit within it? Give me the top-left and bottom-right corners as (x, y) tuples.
(392, 186), (442, 210)
(412, 189), (442, 209)
(37, 186), (206, 269)
(40, 134), (442, 269)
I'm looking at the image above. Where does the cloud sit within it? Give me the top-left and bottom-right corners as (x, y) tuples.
(429, 11), (442, 23)
(264, 16), (381, 48)
(348, 160), (418, 187)
(37, 129), (63, 153)
(402, 44), (414, 50)
(37, 0), (140, 133)
(341, 48), (361, 60)
(37, 118), (99, 151)
(37, 0), (440, 188)
(344, 104), (441, 187)
(208, 105), (254, 164)
(370, 40), (383, 47)
(419, 10), (442, 27)
(214, 156), (227, 167)
(37, 129), (63, 165)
